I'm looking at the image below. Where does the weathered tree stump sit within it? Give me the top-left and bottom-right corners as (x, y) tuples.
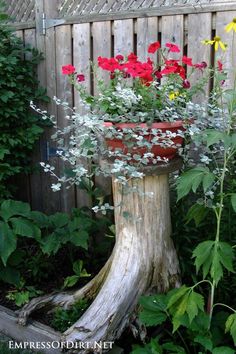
(18, 159), (182, 353)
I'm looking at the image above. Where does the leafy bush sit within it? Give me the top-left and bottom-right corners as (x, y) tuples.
(0, 200), (92, 289)
(0, 7), (49, 198)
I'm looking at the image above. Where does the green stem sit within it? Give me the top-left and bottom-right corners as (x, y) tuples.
(191, 279), (213, 290)
(213, 303), (236, 313)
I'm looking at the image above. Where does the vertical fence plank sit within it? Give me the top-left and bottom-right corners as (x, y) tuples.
(161, 15), (184, 58)
(92, 21), (111, 95)
(55, 25), (76, 213)
(137, 17), (158, 62)
(31, 0), (46, 211)
(73, 23), (93, 208)
(40, 1), (62, 213)
(73, 23), (91, 109)
(15, 30), (24, 40)
(92, 21), (112, 198)
(187, 13), (212, 100)
(113, 19), (134, 56)
(215, 11), (236, 89)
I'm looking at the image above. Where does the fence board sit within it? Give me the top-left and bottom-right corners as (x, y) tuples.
(73, 23), (93, 208)
(55, 25), (76, 213)
(215, 11), (236, 89)
(137, 17), (158, 62)
(92, 21), (112, 95)
(161, 15), (184, 58)
(114, 19), (134, 56)
(187, 13), (212, 100)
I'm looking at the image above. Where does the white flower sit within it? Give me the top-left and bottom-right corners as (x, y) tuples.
(51, 183), (61, 192)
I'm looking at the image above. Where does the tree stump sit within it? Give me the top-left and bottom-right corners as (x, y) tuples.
(18, 158), (182, 353)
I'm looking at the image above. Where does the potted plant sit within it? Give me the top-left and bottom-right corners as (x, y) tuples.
(58, 42), (208, 170)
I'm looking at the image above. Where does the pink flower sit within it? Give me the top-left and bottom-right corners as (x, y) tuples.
(62, 64), (76, 75)
(148, 41), (161, 54)
(77, 74), (85, 82)
(165, 43), (180, 53)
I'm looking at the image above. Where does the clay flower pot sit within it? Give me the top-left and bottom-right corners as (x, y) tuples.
(104, 120), (185, 162)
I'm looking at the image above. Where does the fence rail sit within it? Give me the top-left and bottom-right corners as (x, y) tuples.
(4, 0), (236, 213)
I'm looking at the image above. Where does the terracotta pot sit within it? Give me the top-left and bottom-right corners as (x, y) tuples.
(104, 121), (185, 161)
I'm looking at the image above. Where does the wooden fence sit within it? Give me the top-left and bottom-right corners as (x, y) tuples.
(5, 0), (236, 213)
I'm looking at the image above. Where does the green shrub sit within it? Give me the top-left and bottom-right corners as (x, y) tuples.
(0, 6), (49, 198)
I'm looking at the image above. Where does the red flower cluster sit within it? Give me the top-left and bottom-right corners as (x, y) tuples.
(62, 64), (76, 75)
(62, 65), (85, 82)
(98, 53), (154, 84)
(62, 41), (208, 88)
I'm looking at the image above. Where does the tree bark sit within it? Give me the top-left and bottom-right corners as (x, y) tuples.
(18, 160), (181, 353)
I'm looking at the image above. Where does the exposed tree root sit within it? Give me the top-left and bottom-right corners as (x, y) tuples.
(18, 171), (181, 353)
(18, 256), (112, 326)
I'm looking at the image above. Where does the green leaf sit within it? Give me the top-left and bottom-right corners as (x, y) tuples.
(231, 194), (236, 213)
(167, 285), (190, 309)
(194, 335), (213, 351)
(69, 230), (89, 249)
(0, 200), (31, 221)
(40, 233), (62, 255)
(186, 291), (204, 323)
(185, 204), (209, 226)
(162, 342), (185, 353)
(29, 211), (49, 228)
(202, 130), (225, 147)
(0, 221), (16, 265)
(218, 242), (234, 273)
(10, 217), (41, 240)
(192, 241), (214, 276)
(211, 250), (224, 284)
(176, 167), (209, 200)
(225, 313), (236, 345)
(49, 212), (69, 228)
(73, 260), (83, 276)
(63, 275), (80, 288)
(202, 173), (215, 192)
(14, 291), (30, 307)
(212, 347), (235, 354)
(0, 265), (21, 286)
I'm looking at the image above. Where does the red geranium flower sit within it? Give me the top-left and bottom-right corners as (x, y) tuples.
(183, 79), (191, 88)
(165, 59), (179, 65)
(77, 74), (85, 82)
(148, 41), (161, 54)
(165, 43), (180, 53)
(182, 55), (193, 66)
(127, 52), (138, 62)
(194, 61), (207, 71)
(97, 56), (121, 71)
(115, 54), (124, 61)
(62, 64), (76, 75)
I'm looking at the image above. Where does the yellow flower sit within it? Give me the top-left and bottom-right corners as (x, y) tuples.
(201, 36), (227, 51)
(225, 18), (236, 32)
(169, 91), (179, 100)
